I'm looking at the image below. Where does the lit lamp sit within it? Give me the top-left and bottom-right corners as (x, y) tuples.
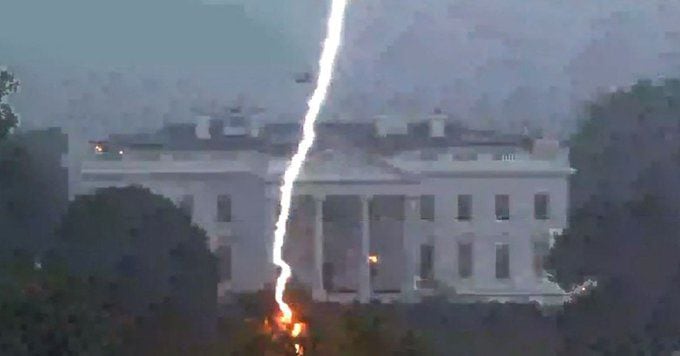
(369, 255), (379, 280)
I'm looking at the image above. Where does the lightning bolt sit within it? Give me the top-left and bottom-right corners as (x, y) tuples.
(273, 0), (349, 324)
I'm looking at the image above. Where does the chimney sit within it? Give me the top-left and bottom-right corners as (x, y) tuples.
(375, 115), (389, 137)
(429, 112), (447, 138)
(195, 115), (211, 139)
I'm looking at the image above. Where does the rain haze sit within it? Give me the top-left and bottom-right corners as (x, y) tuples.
(2, 0), (680, 138)
(3, 0), (680, 355)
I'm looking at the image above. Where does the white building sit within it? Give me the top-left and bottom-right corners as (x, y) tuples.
(72, 113), (573, 304)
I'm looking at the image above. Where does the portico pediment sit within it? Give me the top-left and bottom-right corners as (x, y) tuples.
(272, 148), (417, 183)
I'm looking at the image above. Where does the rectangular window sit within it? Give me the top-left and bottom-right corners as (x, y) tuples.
(217, 195), (232, 222)
(534, 193), (550, 220)
(495, 243), (510, 279)
(458, 242), (473, 278)
(216, 245), (232, 281)
(420, 244), (434, 280)
(533, 241), (550, 277)
(420, 195), (435, 221)
(178, 194), (193, 218)
(322, 262), (334, 291)
(495, 194), (510, 220)
(369, 198), (380, 221)
(457, 194), (472, 220)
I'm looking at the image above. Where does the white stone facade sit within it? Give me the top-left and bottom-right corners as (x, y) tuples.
(72, 116), (573, 304)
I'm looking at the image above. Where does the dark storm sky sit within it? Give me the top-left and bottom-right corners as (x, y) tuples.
(1, 0), (679, 139)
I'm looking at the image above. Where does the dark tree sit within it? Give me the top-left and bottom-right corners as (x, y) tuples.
(0, 263), (123, 356)
(0, 69), (20, 140)
(645, 263), (680, 353)
(547, 79), (680, 354)
(0, 128), (69, 264)
(50, 186), (218, 349)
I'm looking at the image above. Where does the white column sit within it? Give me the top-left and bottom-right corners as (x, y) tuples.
(402, 195), (420, 302)
(312, 195), (327, 300)
(264, 189), (279, 288)
(359, 195), (372, 303)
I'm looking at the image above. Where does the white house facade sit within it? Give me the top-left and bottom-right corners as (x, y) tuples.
(71, 113), (573, 304)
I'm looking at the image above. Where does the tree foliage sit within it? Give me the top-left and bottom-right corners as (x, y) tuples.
(0, 128), (68, 263)
(49, 186), (218, 347)
(0, 69), (20, 140)
(0, 262), (124, 356)
(548, 78), (680, 354)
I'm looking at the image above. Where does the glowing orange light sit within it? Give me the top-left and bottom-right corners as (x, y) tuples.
(94, 144), (103, 153)
(369, 255), (379, 264)
(291, 322), (304, 338)
(268, 311), (307, 355)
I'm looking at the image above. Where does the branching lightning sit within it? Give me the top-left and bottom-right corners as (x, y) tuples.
(273, 0), (349, 324)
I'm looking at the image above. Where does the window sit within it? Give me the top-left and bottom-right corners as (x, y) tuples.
(322, 262), (334, 291)
(534, 193), (550, 220)
(457, 194), (472, 220)
(495, 194), (510, 220)
(533, 241), (550, 277)
(178, 195), (193, 218)
(216, 245), (232, 281)
(420, 195), (435, 221)
(217, 195), (232, 222)
(495, 243), (510, 279)
(420, 244), (434, 280)
(369, 199), (380, 221)
(458, 242), (473, 278)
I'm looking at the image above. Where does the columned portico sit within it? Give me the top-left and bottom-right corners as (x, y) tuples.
(312, 195), (327, 300)
(359, 195), (372, 303)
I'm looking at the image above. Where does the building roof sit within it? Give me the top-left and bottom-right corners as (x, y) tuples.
(99, 117), (529, 155)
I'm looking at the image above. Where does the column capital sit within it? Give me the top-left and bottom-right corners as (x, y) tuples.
(359, 194), (373, 203)
(405, 195), (420, 211)
(312, 194), (326, 203)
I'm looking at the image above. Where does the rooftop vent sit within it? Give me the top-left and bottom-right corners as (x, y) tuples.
(428, 113), (447, 138)
(195, 115), (211, 140)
